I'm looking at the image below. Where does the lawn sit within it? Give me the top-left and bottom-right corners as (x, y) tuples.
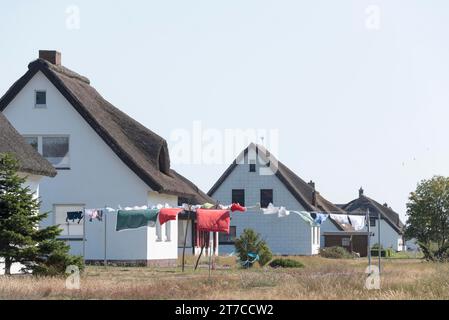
(1, 255), (448, 300)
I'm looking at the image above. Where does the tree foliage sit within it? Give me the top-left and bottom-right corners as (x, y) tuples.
(405, 176), (449, 262)
(0, 153), (84, 275)
(234, 228), (272, 268)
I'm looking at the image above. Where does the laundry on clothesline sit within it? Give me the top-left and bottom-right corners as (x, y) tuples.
(262, 203), (280, 215)
(116, 209), (159, 231)
(196, 209), (230, 234)
(158, 208), (183, 225)
(230, 203), (246, 212)
(289, 211), (318, 226)
(261, 203), (290, 218)
(348, 215), (366, 231)
(85, 209), (103, 222)
(312, 213), (329, 225)
(330, 214), (350, 225)
(66, 211), (83, 224)
(201, 203), (216, 209)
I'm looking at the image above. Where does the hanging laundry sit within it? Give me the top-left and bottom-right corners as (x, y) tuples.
(329, 214), (350, 225)
(278, 207), (290, 218)
(314, 213), (329, 225)
(262, 203), (279, 215)
(85, 209), (103, 222)
(196, 209), (230, 233)
(230, 203), (246, 212)
(348, 215), (366, 231)
(66, 211), (83, 224)
(116, 209), (159, 231)
(201, 203), (216, 209)
(291, 211), (317, 226)
(124, 205), (148, 211)
(159, 208), (183, 225)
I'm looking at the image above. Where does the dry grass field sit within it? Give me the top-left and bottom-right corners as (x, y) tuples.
(1, 255), (449, 300)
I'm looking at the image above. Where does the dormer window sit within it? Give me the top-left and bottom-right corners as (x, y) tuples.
(35, 90), (47, 108)
(158, 145), (170, 174)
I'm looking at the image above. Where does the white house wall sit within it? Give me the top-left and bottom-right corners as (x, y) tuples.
(3, 71), (179, 259)
(368, 219), (403, 251)
(18, 173), (42, 200)
(221, 211), (317, 255)
(211, 150), (317, 255)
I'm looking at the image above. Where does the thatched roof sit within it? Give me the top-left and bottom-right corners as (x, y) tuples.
(0, 58), (212, 204)
(341, 194), (404, 234)
(0, 113), (57, 177)
(208, 143), (349, 230)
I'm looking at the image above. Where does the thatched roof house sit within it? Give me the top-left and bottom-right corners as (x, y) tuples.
(0, 54), (211, 204)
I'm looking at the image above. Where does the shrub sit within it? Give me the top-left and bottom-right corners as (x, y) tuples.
(269, 258), (304, 268)
(32, 249), (85, 277)
(234, 229), (273, 268)
(319, 246), (353, 259)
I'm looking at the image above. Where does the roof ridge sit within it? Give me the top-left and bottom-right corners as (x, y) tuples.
(29, 59), (90, 84)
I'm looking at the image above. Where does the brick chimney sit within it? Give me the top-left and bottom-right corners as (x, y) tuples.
(39, 50), (61, 65)
(359, 187), (364, 198)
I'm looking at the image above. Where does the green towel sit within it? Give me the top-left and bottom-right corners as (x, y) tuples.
(201, 203), (215, 209)
(116, 209), (159, 231)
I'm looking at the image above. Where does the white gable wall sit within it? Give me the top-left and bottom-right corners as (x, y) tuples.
(2, 71), (178, 261)
(211, 150), (318, 255)
(367, 219), (403, 251)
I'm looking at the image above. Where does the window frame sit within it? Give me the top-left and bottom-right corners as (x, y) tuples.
(219, 226), (237, 244)
(42, 135), (71, 170)
(34, 90), (47, 108)
(249, 160), (256, 172)
(260, 189), (273, 208)
(231, 189), (245, 206)
(23, 135), (71, 170)
(370, 217), (376, 227)
(53, 203), (85, 238)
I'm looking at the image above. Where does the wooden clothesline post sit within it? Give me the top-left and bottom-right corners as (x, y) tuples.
(104, 205), (108, 268)
(181, 210), (190, 273)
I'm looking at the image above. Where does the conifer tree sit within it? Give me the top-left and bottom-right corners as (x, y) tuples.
(0, 154), (83, 275)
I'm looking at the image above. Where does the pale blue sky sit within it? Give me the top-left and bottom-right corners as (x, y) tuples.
(2, 1), (449, 221)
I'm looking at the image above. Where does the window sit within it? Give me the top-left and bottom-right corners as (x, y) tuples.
(43, 137), (70, 169)
(342, 237), (350, 247)
(370, 217), (376, 227)
(23, 135), (70, 169)
(24, 136), (38, 151)
(249, 160), (256, 172)
(232, 189), (245, 206)
(219, 226), (237, 244)
(54, 204), (84, 237)
(35, 91), (47, 107)
(260, 189), (273, 208)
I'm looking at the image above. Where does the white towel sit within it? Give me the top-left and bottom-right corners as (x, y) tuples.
(262, 203), (279, 215)
(278, 207), (290, 218)
(348, 215), (366, 231)
(330, 214), (350, 225)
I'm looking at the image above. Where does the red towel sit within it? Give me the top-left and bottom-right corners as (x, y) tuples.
(196, 209), (230, 234)
(158, 208), (182, 225)
(231, 203), (246, 212)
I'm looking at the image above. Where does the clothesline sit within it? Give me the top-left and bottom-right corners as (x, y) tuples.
(77, 202), (369, 233)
